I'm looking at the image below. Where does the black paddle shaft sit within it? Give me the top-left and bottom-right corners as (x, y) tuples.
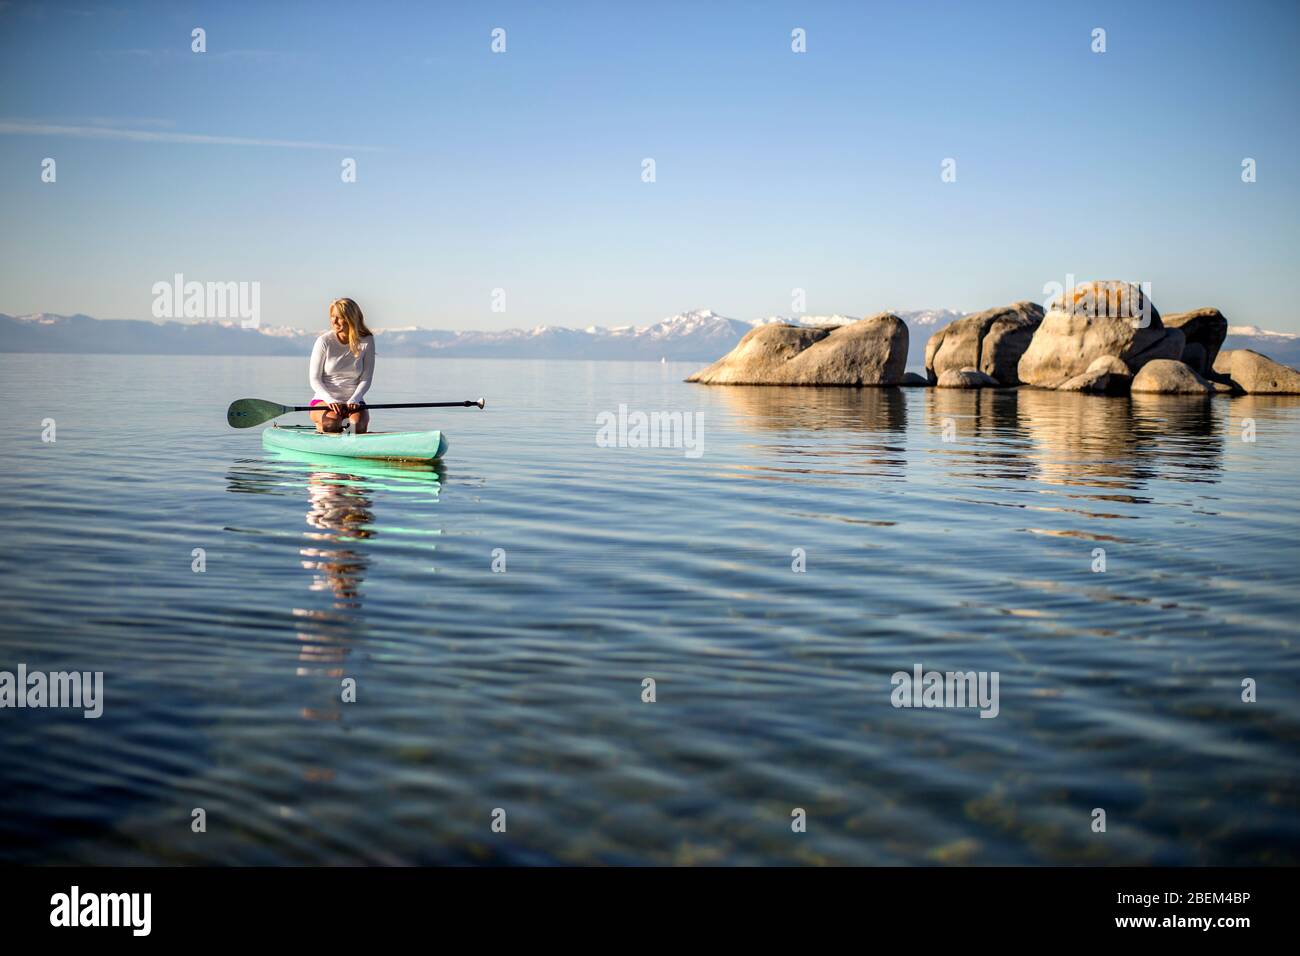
(293, 400), (485, 411)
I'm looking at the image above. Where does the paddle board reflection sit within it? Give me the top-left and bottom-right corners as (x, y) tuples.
(226, 451), (444, 748)
(226, 448), (444, 609)
(271, 451), (445, 607)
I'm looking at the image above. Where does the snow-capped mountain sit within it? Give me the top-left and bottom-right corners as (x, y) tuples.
(1223, 325), (1300, 366)
(0, 308), (979, 364)
(899, 309), (966, 329)
(0, 309), (762, 361)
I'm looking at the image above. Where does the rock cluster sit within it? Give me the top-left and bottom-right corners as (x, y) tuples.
(1016, 281), (1184, 388)
(686, 282), (1300, 395)
(1131, 359), (1221, 394)
(1163, 308), (1228, 374)
(924, 301), (1044, 386)
(685, 313), (908, 386)
(1058, 355), (1133, 394)
(936, 367), (1000, 389)
(1213, 349), (1300, 393)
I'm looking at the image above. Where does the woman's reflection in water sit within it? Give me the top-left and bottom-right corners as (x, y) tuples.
(300, 470), (374, 608)
(295, 470), (376, 737)
(290, 460), (443, 735)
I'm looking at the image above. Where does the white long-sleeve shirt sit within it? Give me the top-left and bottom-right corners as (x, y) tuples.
(309, 331), (375, 404)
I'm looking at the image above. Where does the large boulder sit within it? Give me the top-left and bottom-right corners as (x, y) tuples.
(1057, 355), (1133, 394)
(1162, 308), (1228, 373)
(1017, 281), (1184, 388)
(1131, 359), (1214, 394)
(686, 313), (908, 386)
(924, 301), (1044, 385)
(1212, 349), (1300, 393)
(936, 367), (1000, 389)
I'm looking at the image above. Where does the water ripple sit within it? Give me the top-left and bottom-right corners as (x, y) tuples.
(1, 356), (1298, 865)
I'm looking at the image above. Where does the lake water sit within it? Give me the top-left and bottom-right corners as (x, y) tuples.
(2, 353), (1298, 865)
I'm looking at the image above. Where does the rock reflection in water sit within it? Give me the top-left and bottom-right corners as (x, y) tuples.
(1223, 393), (1300, 439)
(714, 385), (908, 479)
(924, 389), (1226, 494)
(924, 389), (1033, 483)
(716, 384), (907, 434)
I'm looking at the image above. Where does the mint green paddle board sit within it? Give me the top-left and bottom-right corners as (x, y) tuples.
(262, 424), (447, 462)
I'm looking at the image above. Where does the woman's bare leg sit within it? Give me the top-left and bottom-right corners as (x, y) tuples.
(348, 407), (370, 434)
(310, 407), (345, 433)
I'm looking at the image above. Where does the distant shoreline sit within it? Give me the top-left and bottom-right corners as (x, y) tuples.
(0, 350), (713, 363)
(5, 310), (1299, 367)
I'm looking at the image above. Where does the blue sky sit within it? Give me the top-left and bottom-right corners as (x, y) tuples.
(2, 0), (1298, 333)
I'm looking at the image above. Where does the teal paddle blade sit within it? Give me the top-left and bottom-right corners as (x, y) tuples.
(227, 398), (292, 428)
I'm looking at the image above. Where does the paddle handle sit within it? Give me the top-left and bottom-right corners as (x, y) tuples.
(294, 399), (485, 411)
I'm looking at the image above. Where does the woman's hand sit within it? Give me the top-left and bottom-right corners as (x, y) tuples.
(346, 403), (363, 414)
(329, 402), (348, 418)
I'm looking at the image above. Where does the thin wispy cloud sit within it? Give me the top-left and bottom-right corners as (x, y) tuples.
(82, 116), (177, 129)
(0, 120), (379, 151)
(102, 48), (307, 64)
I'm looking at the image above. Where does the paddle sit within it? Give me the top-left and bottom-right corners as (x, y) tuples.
(227, 397), (485, 428)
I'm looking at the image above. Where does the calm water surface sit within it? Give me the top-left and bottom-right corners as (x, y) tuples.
(2, 354), (1298, 865)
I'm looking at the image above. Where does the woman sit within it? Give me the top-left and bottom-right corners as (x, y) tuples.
(310, 298), (375, 434)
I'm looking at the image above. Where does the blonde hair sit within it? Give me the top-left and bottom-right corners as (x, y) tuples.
(329, 298), (373, 356)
